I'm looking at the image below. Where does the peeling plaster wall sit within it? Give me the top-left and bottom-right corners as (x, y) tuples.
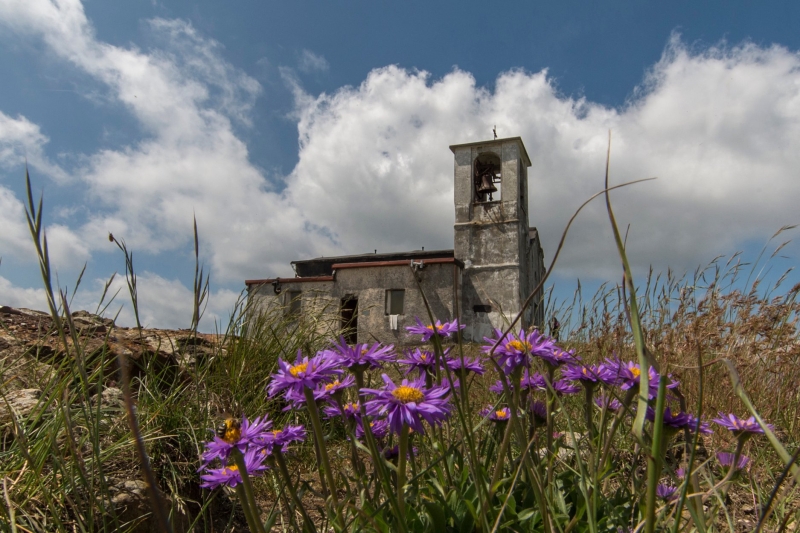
(246, 263), (460, 346)
(335, 263), (459, 345)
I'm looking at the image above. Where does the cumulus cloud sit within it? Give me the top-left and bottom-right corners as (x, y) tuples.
(0, 0), (332, 282)
(90, 272), (242, 330)
(0, 111), (69, 182)
(1, 0), (799, 329)
(0, 107), (80, 273)
(0, 275), (48, 310)
(285, 38), (800, 279)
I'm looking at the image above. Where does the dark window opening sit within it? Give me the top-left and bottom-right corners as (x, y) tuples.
(385, 289), (405, 315)
(286, 290), (301, 316)
(341, 296), (358, 344)
(473, 304), (492, 314)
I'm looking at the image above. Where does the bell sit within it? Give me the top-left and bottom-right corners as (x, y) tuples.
(476, 173), (497, 195)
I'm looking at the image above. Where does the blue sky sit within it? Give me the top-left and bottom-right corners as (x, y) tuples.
(1, 0), (799, 329)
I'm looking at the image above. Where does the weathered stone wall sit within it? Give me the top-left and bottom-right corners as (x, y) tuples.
(335, 262), (458, 345)
(247, 281), (340, 340)
(452, 137), (538, 340)
(246, 263), (459, 346)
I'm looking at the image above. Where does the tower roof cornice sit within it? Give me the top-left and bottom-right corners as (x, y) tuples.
(449, 137), (531, 167)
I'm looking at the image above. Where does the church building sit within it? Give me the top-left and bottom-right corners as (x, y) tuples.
(245, 136), (546, 344)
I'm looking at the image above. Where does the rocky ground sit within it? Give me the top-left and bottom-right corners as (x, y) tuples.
(0, 305), (226, 532)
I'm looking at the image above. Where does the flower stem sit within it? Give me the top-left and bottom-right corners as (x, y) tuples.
(303, 387), (343, 528)
(230, 448), (267, 533)
(397, 424), (410, 516)
(275, 450), (317, 533)
(354, 369), (408, 533)
(645, 377), (668, 533)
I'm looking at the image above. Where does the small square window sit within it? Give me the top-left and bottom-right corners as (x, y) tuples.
(385, 289), (405, 315)
(286, 290), (302, 316)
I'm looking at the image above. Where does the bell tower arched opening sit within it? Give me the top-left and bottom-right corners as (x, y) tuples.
(474, 152), (502, 203)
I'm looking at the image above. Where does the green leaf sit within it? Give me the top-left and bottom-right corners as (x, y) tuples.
(421, 500), (447, 533)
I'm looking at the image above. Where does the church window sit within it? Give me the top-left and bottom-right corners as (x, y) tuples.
(385, 289), (405, 315)
(286, 290), (302, 316)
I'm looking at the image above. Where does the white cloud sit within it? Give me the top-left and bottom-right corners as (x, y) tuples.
(92, 272), (241, 330)
(285, 39), (800, 279)
(1, 0), (799, 328)
(0, 185), (34, 262)
(0, 0), (331, 282)
(0, 275), (48, 310)
(0, 111), (69, 182)
(298, 49), (329, 73)
(0, 272), (239, 331)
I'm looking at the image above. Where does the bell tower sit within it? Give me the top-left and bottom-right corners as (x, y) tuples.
(451, 137), (544, 341)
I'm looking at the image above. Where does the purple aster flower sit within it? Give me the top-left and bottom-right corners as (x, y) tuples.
(552, 378), (582, 396)
(490, 379), (512, 395)
(259, 424), (307, 454)
(405, 317), (464, 342)
(445, 354), (485, 375)
(312, 375), (355, 401)
(712, 413), (773, 436)
(538, 346), (580, 367)
(329, 337), (395, 370)
(356, 418), (390, 440)
(267, 350), (343, 398)
(562, 364), (618, 386)
(483, 329), (555, 374)
(717, 452), (750, 470)
(322, 400), (361, 420)
(656, 484), (678, 502)
(361, 374), (451, 435)
(675, 467), (687, 479)
(398, 348), (440, 374)
(481, 405), (513, 422)
(280, 387), (308, 411)
(605, 358), (681, 397)
(200, 415), (272, 468)
(685, 414), (712, 434)
(594, 394), (623, 412)
(645, 407), (711, 434)
(199, 447), (268, 489)
(521, 370), (547, 391)
(530, 400), (548, 425)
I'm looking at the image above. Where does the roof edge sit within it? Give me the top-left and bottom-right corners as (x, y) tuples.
(449, 136), (531, 167)
(332, 257), (464, 270)
(245, 275), (334, 286)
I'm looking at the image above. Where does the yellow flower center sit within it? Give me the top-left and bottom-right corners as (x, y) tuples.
(506, 340), (532, 352)
(582, 367), (589, 375)
(325, 380), (340, 391)
(361, 348), (368, 355)
(420, 353), (427, 361)
(630, 367), (641, 378)
(346, 402), (359, 410)
(392, 385), (425, 403)
(223, 465), (239, 474)
(289, 362), (308, 377)
(425, 324), (444, 331)
(495, 409), (509, 419)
